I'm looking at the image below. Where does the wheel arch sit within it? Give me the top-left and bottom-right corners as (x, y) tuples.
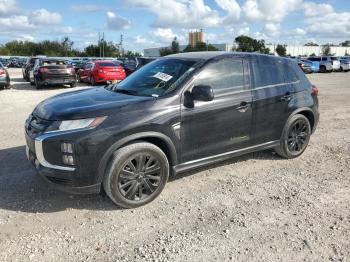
(97, 132), (178, 183)
(288, 107), (315, 131)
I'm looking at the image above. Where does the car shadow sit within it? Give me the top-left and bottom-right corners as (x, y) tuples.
(0, 145), (280, 213)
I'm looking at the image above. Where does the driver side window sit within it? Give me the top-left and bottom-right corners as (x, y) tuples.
(194, 58), (245, 95)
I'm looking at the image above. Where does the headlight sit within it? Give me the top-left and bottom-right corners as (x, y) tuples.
(59, 116), (107, 131)
(45, 116), (107, 133)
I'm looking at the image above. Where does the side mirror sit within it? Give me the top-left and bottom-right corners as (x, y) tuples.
(184, 85), (214, 108)
(191, 85), (214, 102)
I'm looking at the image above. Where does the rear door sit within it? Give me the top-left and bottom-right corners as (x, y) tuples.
(180, 57), (253, 163)
(250, 56), (293, 144)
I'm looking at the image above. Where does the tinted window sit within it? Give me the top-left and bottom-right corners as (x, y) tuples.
(321, 57), (327, 61)
(330, 57), (339, 61)
(41, 60), (67, 66)
(252, 56), (285, 87)
(98, 62), (119, 67)
(282, 61), (299, 82)
(194, 59), (245, 94)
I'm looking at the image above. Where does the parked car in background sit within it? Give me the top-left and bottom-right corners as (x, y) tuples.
(25, 52), (319, 208)
(68, 60), (87, 73)
(339, 59), (350, 72)
(329, 56), (341, 72)
(295, 59), (313, 74)
(23, 56), (44, 81)
(78, 60), (126, 85)
(31, 58), (76, 89)
(122, 57), (156, 76)
(0, 62), (10, 89)
(307, 57), (333, 73)
(301, 59), (319, 73)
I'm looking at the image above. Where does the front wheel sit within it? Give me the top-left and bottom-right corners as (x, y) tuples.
(103, 142), (169, 208)
(275, 114), (311, 159)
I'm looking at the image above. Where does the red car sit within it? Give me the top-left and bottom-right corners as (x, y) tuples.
(78, 60), (126, 85)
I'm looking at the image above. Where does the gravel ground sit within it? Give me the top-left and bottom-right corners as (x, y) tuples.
(0, 69), (349, 262)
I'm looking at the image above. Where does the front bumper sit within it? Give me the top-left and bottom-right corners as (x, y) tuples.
(25, 129), (103, 194)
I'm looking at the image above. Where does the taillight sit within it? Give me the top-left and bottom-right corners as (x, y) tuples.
(312, 84), (319, 96)
(0, 69), (5, 75)
(39, 67), (47, 73)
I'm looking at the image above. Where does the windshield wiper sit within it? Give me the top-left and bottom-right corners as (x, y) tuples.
(114, 88), (138, 96)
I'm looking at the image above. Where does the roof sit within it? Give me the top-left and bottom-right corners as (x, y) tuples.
(165, 51), (284, 61)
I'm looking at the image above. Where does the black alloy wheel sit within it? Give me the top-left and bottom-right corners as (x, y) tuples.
(287, 119), (309, 154)
(118, 154), (161, 201)
(103, 142), (169, 208)
(275, 114), (311, 159)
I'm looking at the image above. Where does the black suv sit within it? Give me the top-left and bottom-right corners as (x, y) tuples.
(25, 52), (319, 208)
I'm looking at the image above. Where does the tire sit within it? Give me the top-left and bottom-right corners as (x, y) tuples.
(90, 75), (96, 86)
(34, 78), (41, 89)
(340, 67), (344, 72)
(275, 114), (311, 159)
(320, 65), (326, 73)
(103, 142), (169, 208)
(70, 82), (76, 88)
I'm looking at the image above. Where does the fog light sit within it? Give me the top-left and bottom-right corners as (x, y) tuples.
(61, 143), (73, 153)
(62, 155), (75, 166)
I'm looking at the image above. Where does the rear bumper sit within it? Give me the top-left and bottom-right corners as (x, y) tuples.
(95, 74), (126, 83)
(38, 77), (76, 85)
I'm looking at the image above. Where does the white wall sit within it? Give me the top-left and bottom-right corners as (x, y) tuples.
(266, 44), (350, 56)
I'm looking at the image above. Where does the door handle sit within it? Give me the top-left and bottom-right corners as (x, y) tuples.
(281, 92), (292, 101)
(236, 101), (249, 112)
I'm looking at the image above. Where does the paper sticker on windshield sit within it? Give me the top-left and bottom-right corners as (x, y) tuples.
(153, 72), (173, 82)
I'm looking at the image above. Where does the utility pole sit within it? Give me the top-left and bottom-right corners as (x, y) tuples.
(102, 32), (105, 58)
(98, 32), (101, 58)
(119, 34), (124, 56)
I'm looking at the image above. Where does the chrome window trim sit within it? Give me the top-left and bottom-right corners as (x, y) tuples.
(34, 133), (75, 172)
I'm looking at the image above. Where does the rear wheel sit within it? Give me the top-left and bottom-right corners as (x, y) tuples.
(34, 78), (41, 89)
(90, 75), (96, 85)
(70, 82), (76, 88)
(103, 142), (169, 208)
(275, 114), (311, 159)
(320, 65), (326, 73)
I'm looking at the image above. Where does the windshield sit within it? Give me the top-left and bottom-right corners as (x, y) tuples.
(113, 58), (198, 97)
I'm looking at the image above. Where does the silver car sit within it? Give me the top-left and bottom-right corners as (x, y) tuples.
(340, 59), (350, 72)
(308, 57), (333, 73)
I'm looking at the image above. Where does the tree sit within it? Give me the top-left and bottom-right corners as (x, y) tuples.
(61, 37), (74, 56)
(234, 35), (270, 54)
(183, 42), (219, 52)
(322, 45), (332, 56)
(275, 44), (287, 56)
(340, 40), (350, 47)
(309, 53), (316, 57)
(159, 37), (181, 56)
(304, 42), (319, 46)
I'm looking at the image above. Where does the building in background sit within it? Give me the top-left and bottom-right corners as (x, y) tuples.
(189, 30), (205, 47)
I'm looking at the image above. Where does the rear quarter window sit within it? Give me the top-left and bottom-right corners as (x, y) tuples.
(252, 56), (285, 87)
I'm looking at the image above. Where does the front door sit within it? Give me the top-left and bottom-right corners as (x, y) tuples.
(180, 57), (253, 163)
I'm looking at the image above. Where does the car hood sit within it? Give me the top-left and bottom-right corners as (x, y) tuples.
(33, 87), (154, 120)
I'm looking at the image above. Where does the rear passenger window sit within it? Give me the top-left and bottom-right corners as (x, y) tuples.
(252, 56), (285, 87)
(282, 62), (299, 82)
(194, 59), (245, 94)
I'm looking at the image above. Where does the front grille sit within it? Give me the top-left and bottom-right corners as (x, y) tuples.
(26, 114), (52, 136)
